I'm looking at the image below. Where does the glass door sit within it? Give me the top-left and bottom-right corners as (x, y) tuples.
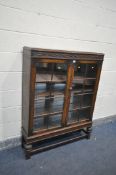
(67, 61), (98, 124)
(33, 61), (67, 132)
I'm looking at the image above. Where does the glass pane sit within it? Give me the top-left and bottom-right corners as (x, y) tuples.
(68, 93), (93, 123)
(74, 63), (97, 79)
(48, 114), (61, 128)
(67, 62), (97, 124)
(69, 94), (81, 110)
(36, 63), (52, 82)
(84, 79), (95, 92)
(33, 62), (67, 131)
(33, 114), (61, 131)
(35, 96), (64, 117)
(78, 108), (91, 121)
(74, 64), (86, 77)
(68, 110), (79, 124)
(35, 83), (66, 98)
(82, 94), (93, 107)
(86, 64), (97, 78)
(68, 107), (91, 124)
(34, 117), (47, 130)
(69, 93), (93, 110)
(72, 83), (83, 93)
(52, 63), (67, 82)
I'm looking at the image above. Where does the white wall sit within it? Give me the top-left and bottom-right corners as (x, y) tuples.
(0, 0), (116, 141)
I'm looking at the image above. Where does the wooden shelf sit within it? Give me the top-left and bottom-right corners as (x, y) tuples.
(35, 88), (93, 100)
(34, 104), (92, 119)
(35, 94), (65, 102)
(35, 90), (65, 99)
(74, 76), (96, 80)
(34, 110), (63, 118)
(36, 73), (66, 83)
(36, 74), (96, 84)
(69, 105), (91, 112)
(73, 76), (96, 85)
(35, 90), (93, 102)
(71, 89), (93, 94)
(34, 106), (63, 118)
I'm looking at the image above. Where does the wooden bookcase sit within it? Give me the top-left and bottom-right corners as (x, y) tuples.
(22, 47), (104, 159)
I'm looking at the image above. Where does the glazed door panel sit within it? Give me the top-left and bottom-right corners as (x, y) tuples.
(67, 61), (98, 124)
(32, 60), (68, 132)
(29, 59), (99, 134)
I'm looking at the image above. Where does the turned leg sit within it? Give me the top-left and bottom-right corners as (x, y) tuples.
(25, 151), (31, 159)
(21, 136), (25, 148)
(24, 144), (32, 159)
(86, 126), (92, 139)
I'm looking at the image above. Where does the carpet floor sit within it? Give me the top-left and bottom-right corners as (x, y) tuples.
(0, 119), (116, 175)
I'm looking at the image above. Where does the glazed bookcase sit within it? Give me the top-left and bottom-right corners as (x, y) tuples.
(22, 47), (104, 159)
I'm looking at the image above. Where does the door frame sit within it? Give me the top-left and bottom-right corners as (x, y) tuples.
(29, 58), (69, 136)
(64, 60), (103, 126)
(29, 58), (103, 136)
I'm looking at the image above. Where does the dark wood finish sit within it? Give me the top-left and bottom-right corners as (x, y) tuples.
(28, 62), (36, 135)
(28, 130), (87, 156)
(22, 47), (104, 159)
(62, 64), (74, 126)
(90, 61), (103, 120)
(23, 120), (92, 142)
(22, 48), (31, 134)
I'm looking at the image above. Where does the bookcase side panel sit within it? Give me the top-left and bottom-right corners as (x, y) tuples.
(22, 48), (31, 135)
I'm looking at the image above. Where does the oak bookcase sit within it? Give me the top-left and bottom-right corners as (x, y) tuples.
(22, 47), (104, 159)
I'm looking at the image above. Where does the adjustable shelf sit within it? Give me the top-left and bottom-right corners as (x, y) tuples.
(34, 108), (63, 118)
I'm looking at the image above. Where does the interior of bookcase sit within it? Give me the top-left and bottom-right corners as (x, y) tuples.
(33, 62), (97, 131)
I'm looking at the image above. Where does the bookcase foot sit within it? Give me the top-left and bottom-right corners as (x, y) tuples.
(25, 152), (31, 160)
(22, 129), (89, 159)
(86, 127), (92, 139)
(23, 143), (32, 159)
(21, 136), (25, 148)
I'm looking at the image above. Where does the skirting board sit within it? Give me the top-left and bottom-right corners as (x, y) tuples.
(0, 115), (116, 151)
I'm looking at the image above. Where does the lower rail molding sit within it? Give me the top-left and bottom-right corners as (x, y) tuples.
(23, 129), (88, 159)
